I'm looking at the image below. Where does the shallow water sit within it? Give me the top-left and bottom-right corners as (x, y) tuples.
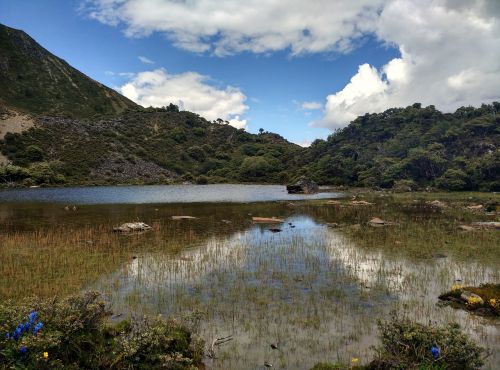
(0, 184), (341, 204)
(0, 188), (499, 369)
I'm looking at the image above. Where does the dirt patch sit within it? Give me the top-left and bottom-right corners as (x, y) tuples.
(0, 111), (34, 164)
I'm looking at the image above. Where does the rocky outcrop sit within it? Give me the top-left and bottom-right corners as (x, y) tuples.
(286, 176), (319, 194)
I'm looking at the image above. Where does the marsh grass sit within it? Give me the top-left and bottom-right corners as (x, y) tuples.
(0, 193), (499, 369)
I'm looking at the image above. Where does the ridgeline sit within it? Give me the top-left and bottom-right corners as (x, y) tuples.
(0, 23), (498, 190)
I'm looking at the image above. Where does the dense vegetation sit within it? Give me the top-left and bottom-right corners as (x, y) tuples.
(301, 103), (499, 191)
(310, 316), (485, 369)
(0, 24), (137, 118)
(0, 105), (302, 185)
(0, 291), (203, 369)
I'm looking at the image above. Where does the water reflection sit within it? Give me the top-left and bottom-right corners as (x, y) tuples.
(95, 215), (500, 369)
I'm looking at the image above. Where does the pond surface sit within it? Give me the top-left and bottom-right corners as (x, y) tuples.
(0, 187), (499, 369)
(0, 184), (340, 204)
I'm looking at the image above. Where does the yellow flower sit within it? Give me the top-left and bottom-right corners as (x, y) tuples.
(490, 298), (498, 307)
(466, 296), (482, 306)
(451, 284), (463, 292)
(43, 352), (48, 359)
(351, 357), (359, 363)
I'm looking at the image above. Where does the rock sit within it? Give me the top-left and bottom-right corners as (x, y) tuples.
(458, 225), (475, 231)
(368, 217), (393, 227)
(252, 217), (285, 223)
(351, 200), (374, 206)
(268, 228), (282, 233)
(466, 204), (484, 212)
(427, 200), (447, 208)
(113, 222), (152, 232)
(171, 216), (197, 220)
(471, 221), (500, 230)
(460, 291), (484, 305)
(286, 176), (319, 194)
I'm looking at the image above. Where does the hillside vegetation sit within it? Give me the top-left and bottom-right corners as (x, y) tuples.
(0, 105), (302, 185)
(0, 24), (137, 118)
(0, 23), (498, 190)
(301, 103), (499, 191)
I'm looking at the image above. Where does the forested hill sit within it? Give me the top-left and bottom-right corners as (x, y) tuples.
(0, 106), (302, 185)
(300, 103), (499, 191)
(0, 23), (137, 118)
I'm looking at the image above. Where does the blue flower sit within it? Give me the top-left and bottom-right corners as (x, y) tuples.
(28, 311), (38, 323)
(5, 333), (10, 340)
(19, 346), (27, 354)
(33, 322), (43, 335)
(431, 345), (440, 359)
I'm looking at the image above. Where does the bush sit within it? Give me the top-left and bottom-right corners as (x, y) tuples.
(370, 316), (485, 369)
(0, 292), (203, 369)
(435, 169), (469, 191)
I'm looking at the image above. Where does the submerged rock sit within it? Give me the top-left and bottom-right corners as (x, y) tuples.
(113, 222), (151, 232)
(286, 176), (319, 194)
(368, 217), (394, 227)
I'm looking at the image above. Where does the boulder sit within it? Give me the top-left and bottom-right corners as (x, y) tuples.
(113, 222), (152, 232)
(286, 176), (319, 194)
(427, 200), (447, 208)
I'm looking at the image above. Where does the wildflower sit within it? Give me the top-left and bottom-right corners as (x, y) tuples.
(28, 311), (38, 323)
(490, 298), (498, 307)
(33, 322), (43, 335)
(351, 357), (359, 363)
(451, 284), (463, 291)
(5, 333), (10, 340)
(431, 345), (440, 359)
(19, 346), (27, 355)
(43, 351), (49, 359)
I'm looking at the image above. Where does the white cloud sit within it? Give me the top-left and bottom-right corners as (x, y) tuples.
(120, 68), (249, 129)
(82, 0), (386, 56)
(85, 0), (500, 131)
(138, 55), (155, 64)
(301, 101), (322, 110)
(316, 0), (500, 129)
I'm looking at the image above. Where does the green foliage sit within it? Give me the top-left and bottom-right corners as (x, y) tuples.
(0, 292), (203, 369)
(370, 316), (485, 369)
(303, 103), (500, 190)
(0, 24), (137, 118)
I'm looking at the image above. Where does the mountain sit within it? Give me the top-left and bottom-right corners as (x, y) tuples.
(300, 103), (499, 191)
(0, 24), (497, 191)
(0, 23), (137, 118)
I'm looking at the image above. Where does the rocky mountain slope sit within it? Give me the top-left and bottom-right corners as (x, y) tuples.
(0, 23), (137, 118)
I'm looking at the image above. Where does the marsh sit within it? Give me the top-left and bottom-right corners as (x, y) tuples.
(0, 185), (498, 369)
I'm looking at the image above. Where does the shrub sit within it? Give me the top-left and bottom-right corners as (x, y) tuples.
(0, 292), (203, 369)
(370, 316), (485, 369)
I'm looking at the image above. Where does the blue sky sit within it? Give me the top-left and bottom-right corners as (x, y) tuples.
(1, 0), (499, 145)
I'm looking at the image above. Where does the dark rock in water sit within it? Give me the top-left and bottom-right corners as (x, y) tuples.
(286, 176), (319, 194)
(269, 228), (282, 233)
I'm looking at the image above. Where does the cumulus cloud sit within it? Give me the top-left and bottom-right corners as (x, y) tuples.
(120, 68), (248, 129)
(138, 55), (154, 64)
(316, 0), (500, 129)
(84, 0), (500, 131)
(82, 0), (386, 56)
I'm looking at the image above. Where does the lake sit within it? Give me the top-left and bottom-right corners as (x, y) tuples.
(0, 186), (499, 369)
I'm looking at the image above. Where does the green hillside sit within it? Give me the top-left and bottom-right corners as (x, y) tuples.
(0, 24), (137, 118)
(0, 105), (302, 185)
(300, 103), (499, 191)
